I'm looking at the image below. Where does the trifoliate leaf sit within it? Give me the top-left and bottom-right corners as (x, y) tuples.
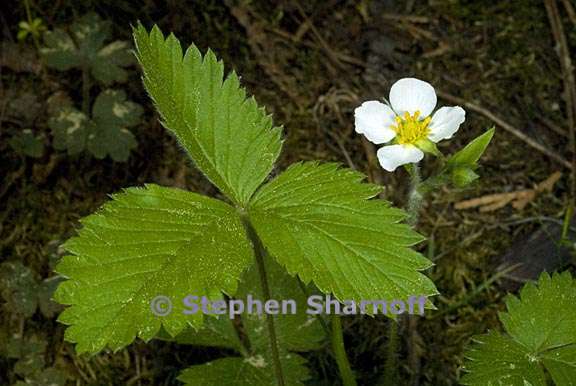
(9, 129), (44, 158)
(91, 41), (134, 84)
(247, 162), (438, 306)
(87, 89), (142, 161)
(41, 13), (133, 85)
(133, 25), (282, 206)
(41, 29), (81, 71)
(461, 271), (576, 385)
(448, 127), (494, 167)
(54, 184), (253, 354)
(48, 106), (89, 155)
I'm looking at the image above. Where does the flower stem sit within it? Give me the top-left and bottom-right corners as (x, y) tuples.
(331, 314), (357, 386)
(406, 164), (423, 227)
(381, 320), (399, 385)
(382, 163), (423, 384)
(241, 215), (285, 386)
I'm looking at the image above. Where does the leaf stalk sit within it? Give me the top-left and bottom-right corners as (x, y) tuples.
(241, 214), (286, 386)
(331, 314), (358, 386)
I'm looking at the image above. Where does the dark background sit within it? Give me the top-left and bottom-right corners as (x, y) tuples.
(1, 0), (574, 384)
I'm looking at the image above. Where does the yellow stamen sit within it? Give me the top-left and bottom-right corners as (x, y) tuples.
(390, 110), (431, 145)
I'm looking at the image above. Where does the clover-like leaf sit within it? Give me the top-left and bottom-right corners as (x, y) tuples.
(54, 184), (253, 354)
(0, 261), (39, 317)
(92, 41), (135, 84)
(462, 271), (576, 385)
(86, 89), (142, 161)
(247, 162), (438, 305)
(41, 13), (133, 85)
(9, 129), (45, 158)
(133, 25), (282, 206)
(41, 29), (81, 71)
(0, 262), (64, 319)
(47, 106), (89, 155)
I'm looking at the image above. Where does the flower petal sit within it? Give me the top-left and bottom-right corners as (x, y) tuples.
(376, 144), (424, 172)
(389, 78), (437, 117)
(428, 106), (465, 142)
(354, 101), (397, 144)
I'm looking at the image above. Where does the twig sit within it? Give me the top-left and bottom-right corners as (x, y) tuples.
(436, 89), (572, 169)
(538, 116), (569, 138)
(560, 0), (576, 26)
(544, 0), (576, 201)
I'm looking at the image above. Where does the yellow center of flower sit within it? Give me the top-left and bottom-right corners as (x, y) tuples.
(391, 110), (431, 145)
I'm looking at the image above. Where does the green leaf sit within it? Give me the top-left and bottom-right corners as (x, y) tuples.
(41, 29), (81, 71)
(87, 89), (142, 161)
(237, 255), (325, 352)
(248, 162), (438, 306)
(17, 29), (29, 41)
(9, 129), (44, 158)
(448, 127), (494, 167)
(133, 25), (282, 206)
(92, 41), (135, 85)
(542, 345), (576, 385)
(54, 184), (253, 354)
(170, 313), (244, 350)
(47, 106), (89, 155)
(178, 353), (309, 386)
(461, 332), (546, 386)
(176, 256), (321, 386)
(462, 271), (576, 385)
(70, 13), (110, 58)
(37, 276), (65, 318)
(451, 166), (479, 188)
(16, 367), (68, 386)
(41, 13), (133, 85)
(0, 261), (40, 317)
(48, 90), (141, 161)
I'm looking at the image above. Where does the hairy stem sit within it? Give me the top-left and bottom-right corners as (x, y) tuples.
(383, 164), (423, 385)
(241, 215), (285, 386)
(381, 320), (399, 385)
(406, 164), (423, 227)
(331, 314), (357, 386)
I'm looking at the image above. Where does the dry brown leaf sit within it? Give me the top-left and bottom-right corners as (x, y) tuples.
(535, 171), (562, 192)
(455, 172), (562, 212)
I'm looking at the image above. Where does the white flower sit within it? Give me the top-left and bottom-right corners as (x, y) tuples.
(354, 78), (465, 172)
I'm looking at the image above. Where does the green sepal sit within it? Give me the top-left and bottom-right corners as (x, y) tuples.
(415, 137), (442, 157)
